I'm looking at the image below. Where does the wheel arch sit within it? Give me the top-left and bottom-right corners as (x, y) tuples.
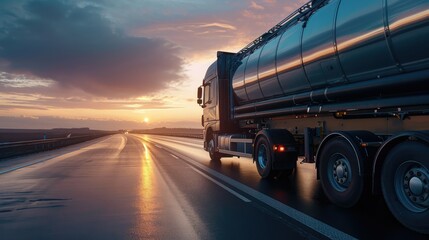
(205, 127), (214, 139)
(372, 131), (429, 195)
(316, 131), (379, 178)
(253, 129), (296, 162)
(204, 127), (215, 150)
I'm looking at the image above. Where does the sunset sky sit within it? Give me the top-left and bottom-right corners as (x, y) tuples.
(0, 0), (306, 130)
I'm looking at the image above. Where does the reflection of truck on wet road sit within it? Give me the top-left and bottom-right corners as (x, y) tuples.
(197, 0), (429, 234)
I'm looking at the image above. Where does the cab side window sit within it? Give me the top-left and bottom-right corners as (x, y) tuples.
(203, 83), (211, 104)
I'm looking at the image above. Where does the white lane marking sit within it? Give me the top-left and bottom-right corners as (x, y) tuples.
(189, 166), (251, 203)
(148, 139), (357, 240)
(155, 144), (163, 149)
(169, 152), (250, 202)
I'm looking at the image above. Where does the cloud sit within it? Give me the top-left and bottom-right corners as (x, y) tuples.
(0, 115), (145, 130)
(0, 0), (309, 130)
(0, 0), (185, 98)
(0, 72), (55, 88)
(199, 22), (237, 30)
(250, 1), (264, 10)
(130, 0), (309, 60)
(0, 115), (201, 130)
(0, 105), (48, 110)
(0, 91), (181, 111)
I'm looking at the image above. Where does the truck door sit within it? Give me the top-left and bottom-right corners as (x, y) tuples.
(203, 79), (218, 128)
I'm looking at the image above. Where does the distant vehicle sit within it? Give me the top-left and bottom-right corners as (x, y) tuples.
(197, 0), (429, 234)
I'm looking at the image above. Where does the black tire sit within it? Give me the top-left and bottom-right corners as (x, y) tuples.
(255, 136), (275, 179)
(381, 141), (429, 234)
(319, 137), (364, 208)
(207, 136), (221, 162)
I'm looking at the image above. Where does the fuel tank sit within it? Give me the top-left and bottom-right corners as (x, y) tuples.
(231, 0), (429, 115)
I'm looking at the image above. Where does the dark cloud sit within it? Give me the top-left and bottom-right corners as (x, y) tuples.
(0, 0), (185, 98)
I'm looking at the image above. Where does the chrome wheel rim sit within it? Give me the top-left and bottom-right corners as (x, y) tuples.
(257, 144), (268, 169)
(327, 153), (352, 192)
(395, 161), (429, 213)
(208, 139), (215, 156)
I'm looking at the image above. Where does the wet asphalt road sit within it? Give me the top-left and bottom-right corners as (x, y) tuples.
(0, 134), (427, 239)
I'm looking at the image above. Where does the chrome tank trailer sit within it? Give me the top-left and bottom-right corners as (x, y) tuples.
(198, 0), (429, 235)
(232, 0), (429, 115)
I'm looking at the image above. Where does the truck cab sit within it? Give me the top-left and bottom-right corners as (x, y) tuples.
(197, 52), (237, 157)
(200, 61), (219, 140)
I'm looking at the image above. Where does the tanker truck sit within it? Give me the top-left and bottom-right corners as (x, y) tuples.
(197, 0), (429, 234)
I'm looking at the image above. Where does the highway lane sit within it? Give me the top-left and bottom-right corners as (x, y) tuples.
(0, 134), (317, 239)
(138, 134), (429, 240)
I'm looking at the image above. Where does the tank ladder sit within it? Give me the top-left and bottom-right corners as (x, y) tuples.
(236, 0), (327, 60)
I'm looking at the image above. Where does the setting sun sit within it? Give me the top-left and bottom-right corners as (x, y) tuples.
(143, 117), (149, 123)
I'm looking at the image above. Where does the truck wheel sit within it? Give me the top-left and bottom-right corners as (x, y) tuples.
(381, 141), (429, 234)
(255, 136), (275, 179)
(208, 137), (221, 162)
(319, 137), (364, 208)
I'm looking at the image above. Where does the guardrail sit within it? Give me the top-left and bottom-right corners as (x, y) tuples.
(0, 134), (110, 160)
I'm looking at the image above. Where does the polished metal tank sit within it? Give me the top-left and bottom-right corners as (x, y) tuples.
(232, 0), (429, 109)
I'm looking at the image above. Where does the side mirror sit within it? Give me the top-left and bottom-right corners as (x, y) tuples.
(197, 86), (203, 105)
(197, 86), (202, 99)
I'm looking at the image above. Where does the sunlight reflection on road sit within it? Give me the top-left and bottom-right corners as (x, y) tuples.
(131, 142), (159, 238)
(130, 137), (199, 239)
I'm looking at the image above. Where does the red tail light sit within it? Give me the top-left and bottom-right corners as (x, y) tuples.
(273, 145), (287, 152)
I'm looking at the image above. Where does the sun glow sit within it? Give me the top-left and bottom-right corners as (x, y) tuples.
(143, 117), (149, 123)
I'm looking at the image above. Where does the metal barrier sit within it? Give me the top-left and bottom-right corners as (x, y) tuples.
(0, 134), (111, 159)
(0, 132), (202, 160)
